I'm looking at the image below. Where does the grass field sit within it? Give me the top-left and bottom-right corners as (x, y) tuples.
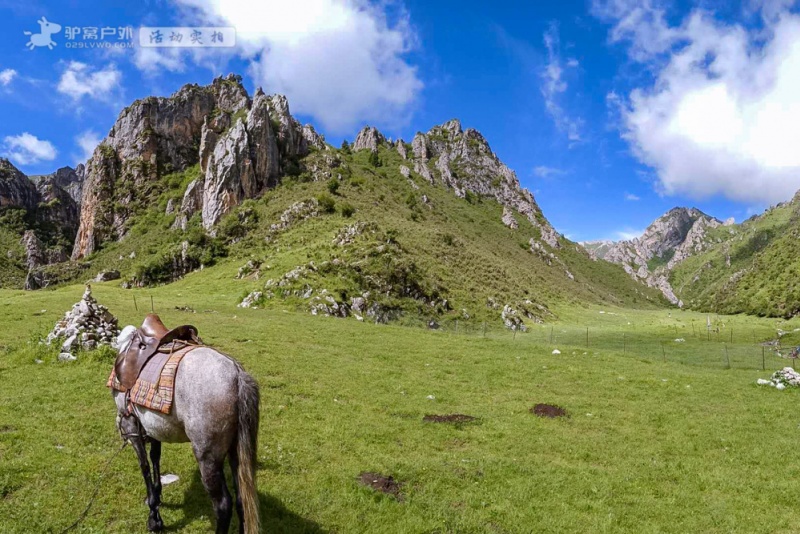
(2, 278), (800, 533)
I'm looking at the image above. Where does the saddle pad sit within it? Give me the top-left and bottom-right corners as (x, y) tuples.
(107, 345), (197, 414)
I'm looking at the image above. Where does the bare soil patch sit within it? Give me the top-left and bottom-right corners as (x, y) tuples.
(531, 404), (568, 418)
(423, 414), (477, 424)
(358, 472), (403, 501)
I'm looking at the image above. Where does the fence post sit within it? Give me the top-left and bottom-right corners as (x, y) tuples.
(730, 329), (733, 344)
(133, 295), (138, 312)
(661, 342), (666, 362)
(513, 327), (517, 340)
(550, 326), (554, 344)
(762, 345), (766, 371)
(724, 344), (730, 369)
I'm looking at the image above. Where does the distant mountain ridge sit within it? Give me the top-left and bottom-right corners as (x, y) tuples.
(583, 208), (729, 305)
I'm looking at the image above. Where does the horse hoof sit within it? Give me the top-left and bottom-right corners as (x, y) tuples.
(147, 517), (164, 532)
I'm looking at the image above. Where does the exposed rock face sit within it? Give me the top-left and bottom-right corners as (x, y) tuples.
(502, 207), (518, 230)
(73, 74), (251, 258)
(396, 139), (408, 160)
(406, 119), (559, 247)
(73, 75), (324, 253)
(598, 207), (721, 305)
(30, 166), (85, 204)
(33, 174), (81, 243)
(352, 126), (385, 152)
(0, 158), (38, 210)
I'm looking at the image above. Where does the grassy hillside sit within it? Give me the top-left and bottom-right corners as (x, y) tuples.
(62, 144), (664, 329)
(670, 200), (800, 317)
(1, 283), (799, 533)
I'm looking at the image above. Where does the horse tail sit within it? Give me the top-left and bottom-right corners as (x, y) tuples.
(236, 370), (260, 534)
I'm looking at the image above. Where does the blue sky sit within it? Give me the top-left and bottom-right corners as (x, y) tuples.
(1, 0), (799, 241)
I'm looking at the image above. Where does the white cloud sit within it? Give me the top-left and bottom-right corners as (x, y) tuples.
(533, 165), (566, 178)
(166, 0), (422, 133)
(75, 130), (101, 163)
(0, 69), (17, 86)
(624, 192), (640, 201)
(540, 22), (583, 142)
(616, 228), (645, 240)
(57, 62), (122, 102)
(597, 0), (800, 204)
(2, 133), (57, 165)
(133, 47), (186, 74)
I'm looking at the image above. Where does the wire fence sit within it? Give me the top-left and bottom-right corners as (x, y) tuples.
(425, 319), (792, 372)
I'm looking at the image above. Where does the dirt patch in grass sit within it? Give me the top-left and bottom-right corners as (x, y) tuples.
(423, 414), (477, 424)
(0, 425), (15, 433)
(358, 472), (403, 501)
(531, 404), (568, 418)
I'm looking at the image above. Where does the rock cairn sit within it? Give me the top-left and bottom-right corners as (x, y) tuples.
(46, 285), (120, 361)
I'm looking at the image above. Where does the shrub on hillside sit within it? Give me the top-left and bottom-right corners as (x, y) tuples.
(316, 193), (336, 214)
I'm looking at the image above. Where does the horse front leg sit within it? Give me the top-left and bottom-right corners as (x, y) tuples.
(149, 440), (165, 531)
(120, 414), (163, 532)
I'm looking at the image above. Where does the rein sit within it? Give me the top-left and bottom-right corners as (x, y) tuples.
(58, 440), (129, 534)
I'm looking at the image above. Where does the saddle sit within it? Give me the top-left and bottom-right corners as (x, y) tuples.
(114, 313), (199, 391)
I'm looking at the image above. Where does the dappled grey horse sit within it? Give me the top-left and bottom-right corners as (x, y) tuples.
(112, 324), (260, 533)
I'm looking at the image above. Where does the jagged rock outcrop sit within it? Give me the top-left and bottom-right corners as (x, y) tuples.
(352, 126), (385, 152)
(502, 207), (518, 230)
(73, 75), (326, 253)
(0, 158), (38, 210)
(596, 207), (721, 305)
(406, 119), (560, 248)
(30, 165), (85, 204)
(33, 174), (81, 242)
(1, 160), (78, 281)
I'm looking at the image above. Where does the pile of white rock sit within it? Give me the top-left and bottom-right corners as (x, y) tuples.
(46, 284), (120, 361)
(757, 367), (800, 390)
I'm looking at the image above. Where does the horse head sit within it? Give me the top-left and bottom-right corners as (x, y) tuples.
(115, 325), (138, 353)
(38, 17), (61, 34)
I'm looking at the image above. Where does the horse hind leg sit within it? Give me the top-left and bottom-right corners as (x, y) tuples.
(120, 415), (163, 532)
(196, 454), (233, 534)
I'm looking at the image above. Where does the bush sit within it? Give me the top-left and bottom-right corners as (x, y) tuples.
(368, 151), (381, 167)
(316, 193), (336, 214)
(340, 202), (356, 218)
(327, 178), (340, 195)
(350, 176), (365, 188)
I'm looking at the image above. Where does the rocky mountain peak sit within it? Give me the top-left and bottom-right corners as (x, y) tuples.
(407, 120), (560, 248)
(72, 76), (329, 258)
(597, 206), (722, 305)
(30, 165), (85, 204)
(0, 158), (38, 210)
(352, 126), (386, 152)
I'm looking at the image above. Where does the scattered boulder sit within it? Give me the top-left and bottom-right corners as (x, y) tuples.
(94, 270), (120, 282)
(45, 285), (120, 357)
(238, 291), (263, 308)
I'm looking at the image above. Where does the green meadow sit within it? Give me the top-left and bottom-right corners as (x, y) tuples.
(2, 277), (800, 533)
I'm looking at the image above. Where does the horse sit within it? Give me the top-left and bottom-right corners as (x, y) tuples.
(112, 323), (260, 533)
(24, 17), (61, 50)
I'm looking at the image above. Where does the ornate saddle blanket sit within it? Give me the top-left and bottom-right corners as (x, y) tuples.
(107, 343), (198, 414)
